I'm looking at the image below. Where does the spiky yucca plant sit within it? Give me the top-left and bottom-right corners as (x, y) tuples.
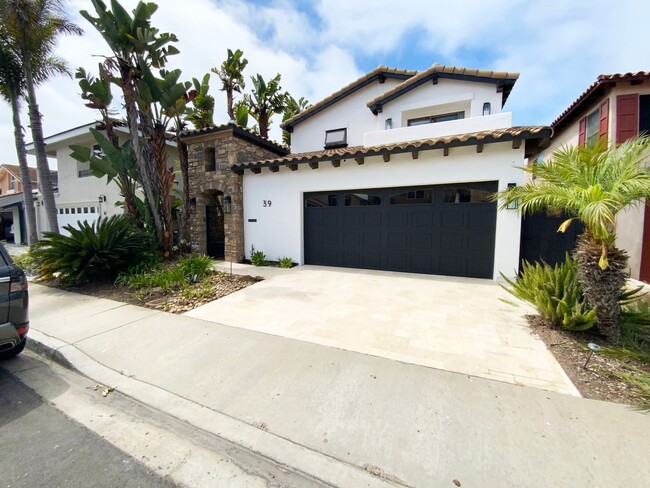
(499, 136), (650, 342)
(31, 215), (155, 284)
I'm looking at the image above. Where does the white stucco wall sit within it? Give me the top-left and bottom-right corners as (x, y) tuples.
(376, 78), (504, 131)
(289, 78), (404, 153)
(243, 142), (525, 280)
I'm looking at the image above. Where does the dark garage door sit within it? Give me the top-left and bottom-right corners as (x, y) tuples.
(304, 181), (497, 278)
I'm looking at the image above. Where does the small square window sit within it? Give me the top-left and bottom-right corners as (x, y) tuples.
(64, 208), (70, 214)
(324, 128), (347, 148)
(83, 207), (88, 213)
(71, 208), (76, 214)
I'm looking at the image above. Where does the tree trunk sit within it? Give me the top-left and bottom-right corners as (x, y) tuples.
(177, 138), (190, 244)
(152, 123), (174, 257)
(10, 94), (38, 245)
(119, 62), (164, 245)
(226, 89), (234, 120)
(258, 110), (269, 138)
(574, 234), (628, 342)
(23, 60), (58, 234)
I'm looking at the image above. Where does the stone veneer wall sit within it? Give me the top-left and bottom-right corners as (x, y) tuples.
(185, 129), (282, 262)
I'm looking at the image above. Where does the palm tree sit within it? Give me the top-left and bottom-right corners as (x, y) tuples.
(213, 48), (248, 120)
(0, 34), (67, 244)
(244, 73), (286, 139)
(1, 0), (82, 235)
(499, 136), (650, 342)
(282, 94), (310, 146)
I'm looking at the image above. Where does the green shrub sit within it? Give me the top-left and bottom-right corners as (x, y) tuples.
(501, 254), (597, 331)
(31, 216), (155, 284)
(11, 251), (38, 274)
(116, 254), (212, 291)
(251, 250), (267, 267)
(277, 256), (293, 269)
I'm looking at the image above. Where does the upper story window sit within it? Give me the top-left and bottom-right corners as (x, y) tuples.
(585, 109), (600, 147)
(324, 128), (347, 149)
(407, 111), (465, 127)
(9, 175), (17, 191)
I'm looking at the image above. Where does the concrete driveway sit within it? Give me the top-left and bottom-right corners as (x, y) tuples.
(185, 266), (578, 395)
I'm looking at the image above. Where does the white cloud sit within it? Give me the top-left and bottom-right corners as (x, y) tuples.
(2, 0), (650, 166)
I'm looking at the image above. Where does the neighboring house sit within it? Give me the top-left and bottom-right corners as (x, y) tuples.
(26, 122), (179, 237)
(532, 72), (650, 281)
(0, 164), (39, 244)
(182, 64), (552, 280)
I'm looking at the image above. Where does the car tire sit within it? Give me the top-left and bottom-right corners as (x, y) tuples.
(0, 337), (26, 360)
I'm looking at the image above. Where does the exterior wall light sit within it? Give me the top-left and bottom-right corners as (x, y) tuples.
(483, 102), (491, 116)
(385, 118), (393, 130)
(506, 183), (518, 209)
(224, 196), (232, 214)
(98, 194), (106, 203)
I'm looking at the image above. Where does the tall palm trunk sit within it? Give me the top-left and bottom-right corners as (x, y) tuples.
(104, 118), (141, 223)
(119, 60), (163, 243)
(152, 123), (174, 257)
(10, 93), (38, 244)
(574, 234), (628, 342)
(177, 138), (190, 243)
(23, 60), (58, 234)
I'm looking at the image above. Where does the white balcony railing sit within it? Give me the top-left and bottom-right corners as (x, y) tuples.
(363, 112), (513, 147)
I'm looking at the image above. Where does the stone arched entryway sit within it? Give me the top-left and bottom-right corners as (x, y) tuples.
(203, 189), (225, 259)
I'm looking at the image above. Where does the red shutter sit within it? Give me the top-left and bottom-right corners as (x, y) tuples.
(578, 117), (586, 146)
(599, 99), (609, 144)
(616, 94), (639, 144)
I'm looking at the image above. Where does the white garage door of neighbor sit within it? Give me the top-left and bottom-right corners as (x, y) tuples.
(57, 205), (100, 236)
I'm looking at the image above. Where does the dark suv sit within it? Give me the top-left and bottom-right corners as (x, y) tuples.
(0, 243), (29, 359)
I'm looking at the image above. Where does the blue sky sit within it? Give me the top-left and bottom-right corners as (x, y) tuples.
(2, 0), (650, 164)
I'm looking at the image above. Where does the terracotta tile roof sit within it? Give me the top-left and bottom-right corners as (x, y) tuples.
(551, 71), (650, 132)
(179, 122), (288, 155)
(366, 64), (520, 114)
(280, 66), (417, 130)
(233, 126), (552, 172)
(0, 164), (38, 182)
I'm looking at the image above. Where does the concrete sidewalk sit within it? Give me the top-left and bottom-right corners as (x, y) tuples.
(25, 283), (650, 487)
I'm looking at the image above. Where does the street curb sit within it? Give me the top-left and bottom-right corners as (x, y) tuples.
(26, 330), (403, 488)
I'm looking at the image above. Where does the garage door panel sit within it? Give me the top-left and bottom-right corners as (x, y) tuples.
(438, 255), (464, 275)
(440, 233), (464, 251)
(304, 182), (496, 278)
(412, 233), (433, 250)
(441, 208), (465, 228)
(387, 232), (407, 248)
(363, 231), (382, 247)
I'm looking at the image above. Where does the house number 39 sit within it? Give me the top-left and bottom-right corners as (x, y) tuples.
(263, 200), (272, 207)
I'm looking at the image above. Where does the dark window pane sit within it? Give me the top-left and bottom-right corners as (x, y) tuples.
(444, 187), (492, 203)
(407, 111), (464, 127)
(306, 193), (338, 207)
(389, 189), (433, 204)
(344, 193), (381, 206)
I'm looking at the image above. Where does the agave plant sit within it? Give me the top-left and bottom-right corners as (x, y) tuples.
(499, 136), (650, 342)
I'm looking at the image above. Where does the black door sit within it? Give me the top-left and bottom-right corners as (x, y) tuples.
(206, 204), (224, 259)
(304, 181), (497, 278)
(519, 211), (582, 268)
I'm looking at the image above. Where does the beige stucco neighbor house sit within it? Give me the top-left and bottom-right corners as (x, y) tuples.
(532, 72), (650, 281)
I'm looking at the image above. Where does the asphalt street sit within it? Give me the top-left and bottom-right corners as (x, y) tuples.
(0, 364), (175, 488)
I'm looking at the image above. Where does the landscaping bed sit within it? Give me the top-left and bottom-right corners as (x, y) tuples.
(529, 315), (650, 409)
(54, 271), (261, 314)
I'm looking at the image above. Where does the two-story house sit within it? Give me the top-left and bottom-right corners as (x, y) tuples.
(533, 72), (650, 281)
(222, 64), (550, 280)
(27, 122), (179, 237)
